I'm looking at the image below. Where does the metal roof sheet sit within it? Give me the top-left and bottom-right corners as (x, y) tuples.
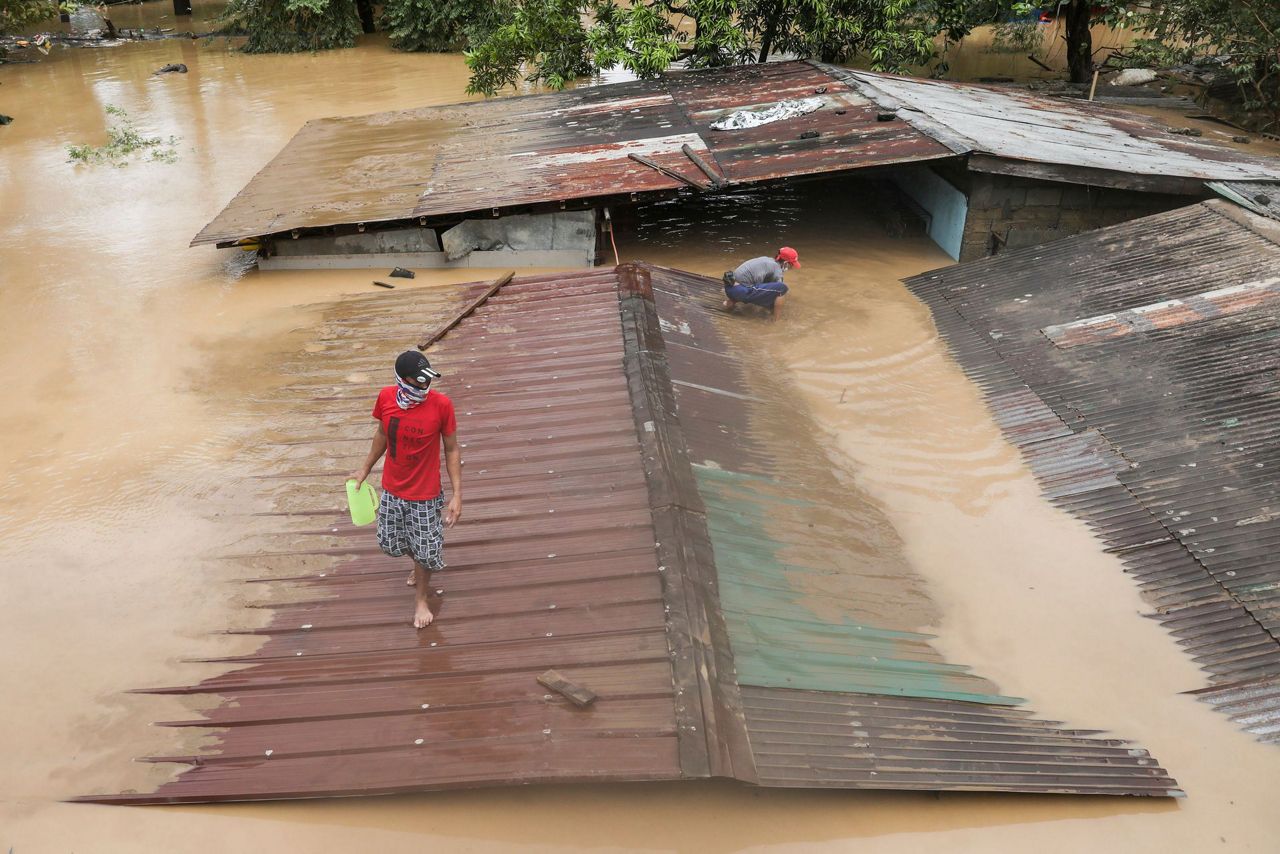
(630, 265), (1180, 795)
(80, 265), (1182, 803)
(195, 62), (1280, 247)
(905, 199), (1280, 743)
(644, 269), (1021, 706)
(742, 687), (1179, 795)
(193, 62), (952, 247)
(840, 68), (1280, 187)
(1208, 180), (1280, 221)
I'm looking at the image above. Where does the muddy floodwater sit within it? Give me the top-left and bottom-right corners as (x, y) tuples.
(2, 9), (1279, 852)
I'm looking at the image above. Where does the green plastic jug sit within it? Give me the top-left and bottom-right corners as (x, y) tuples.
(346, 479), (379, 526)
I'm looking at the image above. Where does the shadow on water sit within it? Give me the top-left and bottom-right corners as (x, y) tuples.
(170, 780), (1177, 851)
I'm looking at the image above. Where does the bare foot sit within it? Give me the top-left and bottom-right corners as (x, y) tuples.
(413, 601), (434, 629)
(406, 571), (416, 587)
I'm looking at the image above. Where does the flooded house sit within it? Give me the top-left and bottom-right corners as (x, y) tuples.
(80, 265), (1182, 803)
(196, 60), (1280, 269)
(10, 21), (1280, 846)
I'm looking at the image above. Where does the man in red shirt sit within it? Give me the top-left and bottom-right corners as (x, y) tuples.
(351, 350), (462, 628)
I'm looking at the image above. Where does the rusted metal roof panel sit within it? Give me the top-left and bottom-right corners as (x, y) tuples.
(667, 62), (952, 187)
(1041, 277), (1280, 347)
(742, 687), (1181, 795)
(194, 61), (1280, 247)
(905, 200), (1280, 741)
(840, 69), (1280, 186)
(191, 61), (955, 246)
(636, 265), (1181, 794)
(80, 270), (702, 804)
(82, 266), (1182, 803)
(192, 80), (693, 246)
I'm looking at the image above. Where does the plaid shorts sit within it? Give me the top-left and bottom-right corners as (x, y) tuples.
(376, 491), (446, 570)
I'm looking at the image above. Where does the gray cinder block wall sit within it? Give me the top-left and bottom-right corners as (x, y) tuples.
(958, 172), (1192, 261)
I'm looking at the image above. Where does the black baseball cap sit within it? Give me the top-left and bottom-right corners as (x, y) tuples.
(395, 350), (441, 384)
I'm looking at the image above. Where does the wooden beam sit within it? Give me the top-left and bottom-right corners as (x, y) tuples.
(537, 670), (598, 707)
(418, 271), (514, 350)
(681, 145), (727, 188)
(628, 153), (706, 190)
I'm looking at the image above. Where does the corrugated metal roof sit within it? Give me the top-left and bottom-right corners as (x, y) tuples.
(82, 270), (701, 803)
(80, 265), (1182, 803)
(195, 62), (1280, 248)
(1208, 180), (1280, 221)
(645, 269), (1020, 706)
(193, 62), (952, 247)
(1188, 678), (1280, 744)
(835, 68), (1280, 190)
(634, 265), (1180, 795)
(905, 199), (1280, 743)
(742, 687), (1179, 795)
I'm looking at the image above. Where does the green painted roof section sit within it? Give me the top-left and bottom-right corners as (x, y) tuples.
(696, 465), (1023, 706)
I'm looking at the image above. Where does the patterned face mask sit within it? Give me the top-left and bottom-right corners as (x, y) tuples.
(395, 375), (430, 410)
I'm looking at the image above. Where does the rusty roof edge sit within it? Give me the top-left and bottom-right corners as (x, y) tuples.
(616, 263), (759, 785)
(816, 62), (976, 156)
(1202, 196), (1280, 246)
(968, 152), (1211, 195)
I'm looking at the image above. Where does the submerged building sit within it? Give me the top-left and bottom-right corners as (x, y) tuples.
(196, 61), (1280, 269)
(908, 200), (1280, 744)
(82, 265), (1182, 803)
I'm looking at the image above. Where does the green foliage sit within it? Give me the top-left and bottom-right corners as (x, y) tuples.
(465, 0), (1023, 94)
(66, 105), (180, 167)
(218, 0), (362, 53)
(0, 0), (58, 34)
(382, 0), (510, 52)
(465, 0), (594, 93)
(1131, 0), (1280, 129)
(988, 19), (1043, 56)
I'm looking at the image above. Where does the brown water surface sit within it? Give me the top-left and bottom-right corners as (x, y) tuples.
(2, 13), (1278, 853)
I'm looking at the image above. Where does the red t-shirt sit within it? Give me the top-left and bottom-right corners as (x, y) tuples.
(372, 387), (457, 500)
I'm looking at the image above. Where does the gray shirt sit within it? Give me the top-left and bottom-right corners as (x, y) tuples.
(733, 256), (784, 286)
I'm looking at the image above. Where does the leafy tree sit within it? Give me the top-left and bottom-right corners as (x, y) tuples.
(382, 0), (511, 52)
(1054, 1), (1146, 85)
(218, 0), (363, 53)
(1, 0), (58, 49)
(1, 0), (57, 33)
(1129, 0), (1280, 131)
(465, 0), (1023, 95)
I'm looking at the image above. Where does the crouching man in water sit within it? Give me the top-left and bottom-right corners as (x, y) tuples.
(722, 246), (800, 321)
(352, 350), (462, 628)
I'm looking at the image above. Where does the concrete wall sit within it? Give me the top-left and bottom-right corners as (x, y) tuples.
(259, 249), (595, 271)
(888, 165), (968, 260)
(259, 210), (597, 271)
(959, 173), (1192, 262)
(272, 227), (441, 257)
(440, 211), (595, 263)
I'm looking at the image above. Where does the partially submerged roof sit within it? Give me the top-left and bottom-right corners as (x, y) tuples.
(906, 200), (1280, 744)
(193, 62), (951, 247)
(195, 60), (1280, 247)
(838, 68), (1280, 192)
(81, 265), (1181, 804)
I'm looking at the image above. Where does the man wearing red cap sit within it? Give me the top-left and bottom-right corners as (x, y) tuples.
(722, 246), (800, 321)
